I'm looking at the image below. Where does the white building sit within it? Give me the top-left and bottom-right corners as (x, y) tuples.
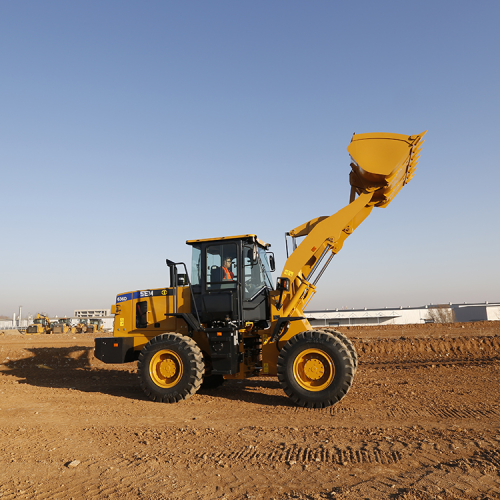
(305, 306), (430, 327)
(0, 319), (31, 330)
(453, 302), (500, 322)
(305, 302), (500, 327)
(74, 309), (110, 318)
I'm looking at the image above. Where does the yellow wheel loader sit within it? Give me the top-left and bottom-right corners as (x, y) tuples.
(95, 131), (426, 408)
(25, 313), (52, 335)
(75, 319), (89, 333)
(51, 318), (76, 335)
(87, 318), (104, 333)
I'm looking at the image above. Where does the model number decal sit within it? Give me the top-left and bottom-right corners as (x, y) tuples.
(116, 292), (133, 303)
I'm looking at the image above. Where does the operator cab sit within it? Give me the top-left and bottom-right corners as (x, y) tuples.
(187, 234), (274, 328)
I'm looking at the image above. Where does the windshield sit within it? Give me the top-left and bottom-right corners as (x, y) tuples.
(243, 245), (273, 299)
(258, 248), (273, 288)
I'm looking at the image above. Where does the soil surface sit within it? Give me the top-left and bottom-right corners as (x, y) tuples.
(1, 321), (499, 500)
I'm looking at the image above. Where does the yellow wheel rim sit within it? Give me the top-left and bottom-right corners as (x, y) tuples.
(150, 349), (183, 388)
(293, 348), (335, 392)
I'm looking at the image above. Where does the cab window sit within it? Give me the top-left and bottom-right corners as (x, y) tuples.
(206, 243), (237, 289)
(191, 245), (201, 286)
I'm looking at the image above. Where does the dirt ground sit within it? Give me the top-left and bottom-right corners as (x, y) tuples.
(0, 321), (499, 500)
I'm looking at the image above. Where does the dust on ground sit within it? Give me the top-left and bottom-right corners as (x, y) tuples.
(0, 321), (499, 499)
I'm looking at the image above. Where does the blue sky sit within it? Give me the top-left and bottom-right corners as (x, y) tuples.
(1, 1), (499, 318)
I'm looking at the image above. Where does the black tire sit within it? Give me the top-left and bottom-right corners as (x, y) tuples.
(277, 330), (355, 408)
(138, 333), (205, 403)
(322, 328), (358, 372)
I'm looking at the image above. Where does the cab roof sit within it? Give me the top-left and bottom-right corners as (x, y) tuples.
(186, 234), (270, 249)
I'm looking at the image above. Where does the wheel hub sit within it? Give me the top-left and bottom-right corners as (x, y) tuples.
(150, 349), (183, 388)
(159, 358), (178, 379)
(292, 348), (335, 392)
(303, 358), (325, 380)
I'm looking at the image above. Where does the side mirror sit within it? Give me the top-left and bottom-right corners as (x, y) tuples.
(267, 252), (276, 272)
(247, 245), (259, 264)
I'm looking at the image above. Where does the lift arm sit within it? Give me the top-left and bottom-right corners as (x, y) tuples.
(277, 131), (426, 318)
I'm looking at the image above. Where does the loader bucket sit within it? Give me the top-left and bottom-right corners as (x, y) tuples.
(347, 131), (426, 207)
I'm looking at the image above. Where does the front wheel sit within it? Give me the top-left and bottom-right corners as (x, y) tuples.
(138, 333), (205, 403)
(322, 328), (358, 373)
(277, 330), (355, 408)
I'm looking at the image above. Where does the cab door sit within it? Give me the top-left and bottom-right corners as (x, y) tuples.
(198, 242), (241, 323)
(242, 245), (270, 323)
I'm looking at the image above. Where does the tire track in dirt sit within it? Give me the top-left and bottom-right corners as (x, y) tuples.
(280, 405), (500, 419)
(193, 444), (404, 466)
(386, 405), (499, 419)
(288, 403), (500, 420)
(367, 360), (500, 371)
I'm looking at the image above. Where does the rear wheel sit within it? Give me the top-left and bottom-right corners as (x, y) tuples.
(277, 330), (355, 408)
(138, 333), (205, 403)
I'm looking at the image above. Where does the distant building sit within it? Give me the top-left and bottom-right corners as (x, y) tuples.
(305, 306), (429, 327)
(74, 309), (110, 318)
(453, 302), (500, 322)
(0, 319), (30, 330)
(305, 302), (500, 327)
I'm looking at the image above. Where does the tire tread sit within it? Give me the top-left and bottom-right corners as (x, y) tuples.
(277, 330), (355, 408)
(137, 333), (204, 403)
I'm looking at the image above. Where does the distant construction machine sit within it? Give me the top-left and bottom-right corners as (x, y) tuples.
(75, 319), (89, 334)
(75, 318), (104, 334)
(87, 318), (104, 333)
(26, 314), (52, 335)
(95, 131), (426, 408)
(51, 318), (76, 335)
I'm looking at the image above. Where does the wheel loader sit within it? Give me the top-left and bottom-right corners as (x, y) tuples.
(87, 318), (104, 333)
(25, 313), (52, 334)
(95, 131), (426, 408)
(75, 319), (89, 333)
(50, 318), (75, 334)
(75, 318), (103, 333)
